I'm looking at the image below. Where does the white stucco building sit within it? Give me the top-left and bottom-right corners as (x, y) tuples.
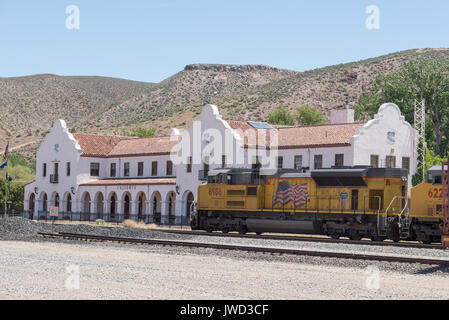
(24, 102), (417, 224)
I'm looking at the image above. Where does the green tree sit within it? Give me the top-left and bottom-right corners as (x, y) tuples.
(295, 105), (327, 126)
(412, 147), (448, 186)
(267, 105), (295, 126)
(124, 127), (156, 138)
(0, 179), (25, 214)
(0, 154), (36, 213)
(354, 59), (449, 156)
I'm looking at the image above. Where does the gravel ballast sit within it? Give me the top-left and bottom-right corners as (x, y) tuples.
(1, 218), (449, 299)
(2, 217), (449, 261)
(1, 240), (448, 300)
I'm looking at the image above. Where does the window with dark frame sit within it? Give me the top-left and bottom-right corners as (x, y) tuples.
(152, 161), (158, 176)
(54, 162), (59, 177)
(294, 155), (303, 170)
(124, 162), (130, 177)
(43, 163), (47, 177)
(203, 156), (210, 174)
(370, 155), (379, 168)
(314, 155), (323, 169)
(222, 155), (227, 168)
(66, 162), (71, 177)
(138, 162), (144, 176)
(166, 160), (173, 176)
(110, 163), (116, 177)
(402, 157), (410, 171)
(335, 154), (344, 167)
(187, 157), (192, 173)
(90, 163), (100, 177)
(386, 156), (396, 168)
(277, 156), (283, 169)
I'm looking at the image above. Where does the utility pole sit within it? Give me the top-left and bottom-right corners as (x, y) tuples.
(2, 140), (9, 219)
(414, 99), (426, 182)
(3, 161), (7, 219)
(4, 167), (6, 218)
(442, 162), (449, 248)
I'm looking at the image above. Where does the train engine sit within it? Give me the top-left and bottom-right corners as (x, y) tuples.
(192, 166), (410, 242)
(409, 166), (446, 244)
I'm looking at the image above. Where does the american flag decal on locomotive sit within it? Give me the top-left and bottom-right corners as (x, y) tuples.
(273, 181), (311, 207)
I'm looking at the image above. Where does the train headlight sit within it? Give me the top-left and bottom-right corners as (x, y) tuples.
(401, 177), (407, 182)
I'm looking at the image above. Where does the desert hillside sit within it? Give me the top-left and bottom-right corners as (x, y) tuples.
(1, 48), (449, 161)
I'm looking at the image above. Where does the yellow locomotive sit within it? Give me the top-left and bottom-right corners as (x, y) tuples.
(409, 166), (446, 244)
(192, 166), (410, 242)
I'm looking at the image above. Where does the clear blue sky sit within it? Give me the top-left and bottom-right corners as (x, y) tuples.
(0, 0), (448, 83)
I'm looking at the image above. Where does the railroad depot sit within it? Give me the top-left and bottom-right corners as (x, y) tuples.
(23, 103), (418, 224)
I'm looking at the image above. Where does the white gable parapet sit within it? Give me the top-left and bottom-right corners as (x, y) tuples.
(350, 103), (418, 184)
(25, 119), (85, 218)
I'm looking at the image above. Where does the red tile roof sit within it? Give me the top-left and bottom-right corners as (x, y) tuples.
(277, 123), (365, 149)
(108, 135), (180, 157)
(79, 178), (176, 186)
(228, 121), (364, 149)
(73, 134), (125, 157)
(73, 134), (180, 158)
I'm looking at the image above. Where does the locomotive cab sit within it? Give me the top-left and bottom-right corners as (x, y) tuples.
(411, 166), (444, 219)
(409, 166), (447, 243)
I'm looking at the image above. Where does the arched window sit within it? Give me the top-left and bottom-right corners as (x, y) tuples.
(67, 194), (72, 213)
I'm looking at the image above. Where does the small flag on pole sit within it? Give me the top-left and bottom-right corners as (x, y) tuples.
(0, 142), (9, 169)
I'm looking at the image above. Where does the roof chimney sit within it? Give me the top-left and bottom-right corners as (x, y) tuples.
(330, 94), (354, 124)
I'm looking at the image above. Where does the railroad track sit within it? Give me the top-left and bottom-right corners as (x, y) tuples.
(37, 232), (449, 267)
(156, 229), (445, 250)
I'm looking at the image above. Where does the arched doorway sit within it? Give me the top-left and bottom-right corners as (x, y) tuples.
(136, 192), (146, 222)
(95, 192), (104, 220)
(28, 193), (35, 219)
(65, 193), (72, 213)
(82, 192), (91, 221)
(150, 191), (162, 224)
(40, 193), (48, 215)
(185, 192), (194, 223)
(109, 193), (117, 221)
(166, 192), (176, 224)
(54, 193), (60, 208)
(123, 193), (131, 220)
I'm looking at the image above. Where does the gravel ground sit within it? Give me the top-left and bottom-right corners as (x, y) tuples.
(1, 217), (449, 299)
(1, 217), (449, 260)
(1, 240), (448, 300)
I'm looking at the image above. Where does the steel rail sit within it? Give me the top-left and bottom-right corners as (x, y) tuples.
(156, 229), (444, 250)
(37, 232), (449, 267)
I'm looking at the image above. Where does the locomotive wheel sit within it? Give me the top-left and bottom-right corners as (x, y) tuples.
(205, 227), (213, 233)
(349, 233), (363, 241)
(256, 232), (262, 236)
(422, 236), (432, 244)
(221, 228), (229, 234)
(330, 233), (340, 240)
(371, 236), (385, 242)
(238, 226), (248, 235)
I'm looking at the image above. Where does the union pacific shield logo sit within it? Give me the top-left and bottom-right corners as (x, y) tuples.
(387, 131), (395, 144)
(273, 181), (311, 207)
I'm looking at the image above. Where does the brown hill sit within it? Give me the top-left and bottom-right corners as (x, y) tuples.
(2, 48), (449, 161)
(93, 48), (449, 136)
